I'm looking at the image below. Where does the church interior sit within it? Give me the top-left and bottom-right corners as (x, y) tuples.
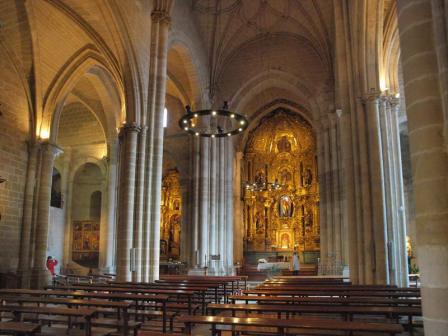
(0, 0), (446, 335)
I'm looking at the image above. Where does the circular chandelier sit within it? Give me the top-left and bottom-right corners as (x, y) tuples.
(178, 101), (249, 138)
(244, 178), (282, 192)
(244, 180), (282, 192)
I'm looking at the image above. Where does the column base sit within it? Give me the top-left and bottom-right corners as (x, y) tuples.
(30, 268), (52, 289)
(17, 269), (32, 288)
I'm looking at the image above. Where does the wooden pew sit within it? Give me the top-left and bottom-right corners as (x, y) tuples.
(257, 284), (421, 293)
(177, 315), (404, 336)
(49, 285), (195, 319)
(155, 279), (235, 303)
(0, 289), (169, 333)
(159, 275), (248, 292)
(228, 294), (422, 306)
(110, 281), (219, 311)
(0, 296), (133, 336)
(68, 282), (209, 313)
(243, 289), (420, 298)
(0, 305), (96, 336)
(0, 321), (41, 336)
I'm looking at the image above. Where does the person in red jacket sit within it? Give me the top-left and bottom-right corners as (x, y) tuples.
(46, 256), (58, 276)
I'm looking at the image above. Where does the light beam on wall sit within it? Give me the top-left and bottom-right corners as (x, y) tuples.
(163, 107), (168, 128)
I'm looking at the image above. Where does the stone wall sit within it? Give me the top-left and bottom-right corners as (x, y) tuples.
(0, 47), (30, 273)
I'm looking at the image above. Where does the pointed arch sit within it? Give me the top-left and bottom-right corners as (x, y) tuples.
(40, 46), (125, 143)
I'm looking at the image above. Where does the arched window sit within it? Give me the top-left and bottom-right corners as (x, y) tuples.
(90, 191), (102, 220)
(50, 168), (62, 208)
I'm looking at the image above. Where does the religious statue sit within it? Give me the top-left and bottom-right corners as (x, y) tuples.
(255, 211), (263, 233)
(278, 168), (292, 186)
(277, 136), (292, 153)
(302, 167), (313, 187)
(279, 195), (293, 217)
(160, 240), (168, 256)
(254, 170), (266, 185)
(281, 233), (290, 249)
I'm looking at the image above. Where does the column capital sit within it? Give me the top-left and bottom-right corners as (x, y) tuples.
(39, 140), (63, 158)
(361, 91), (382, 105)
(119, 122), (142, 136)
(151, 10), (171, 25)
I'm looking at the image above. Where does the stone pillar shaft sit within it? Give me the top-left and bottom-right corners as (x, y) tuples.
(18, 142), (39, 287)
(116, 123), (139, 281)
(133, 128), (147, 281)
(397, 0), (448, 332)
(32, 142), (62, 288)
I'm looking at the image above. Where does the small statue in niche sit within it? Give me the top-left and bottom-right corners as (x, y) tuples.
(255, 211), (263, 233)
(278, 168), (292, 186)
(304, 212), (313, 229)
(254, 170), (266, 185)
(302, 167), (313, 187)
(160, 240), (168, 255)
(277, 136), (292, 153)
(279, 195), (294, 217)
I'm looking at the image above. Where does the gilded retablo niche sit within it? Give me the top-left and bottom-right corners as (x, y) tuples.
(243, 110), (320, 253)
(160, 169), (182, 260)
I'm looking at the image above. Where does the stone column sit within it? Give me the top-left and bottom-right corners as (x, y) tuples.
(233, 151), (244, 265)
(317, 120), (328, 269)
(198, 138), (210, 267)
(105, 140), (119, 272)
(329, 114), (343, 266)
(61, 149), (73, 267)
(188, 138), (201, 267)
(378, 96), (409, 286)
(364, 94), (388, 284)
(397, 0), (448, 332)
(208, 138), (218, 273)
(225, 139), (234, 273)
(116, 123), (140, 281)
(389, 99), (408, 286)
(31, 142), (63, 288)
(144, 9), (170, 282)
(133, 127), (147, 281)
(98, 140), (118, 273)
(218, 138), (226, 273)
(18, 141), (39, 287)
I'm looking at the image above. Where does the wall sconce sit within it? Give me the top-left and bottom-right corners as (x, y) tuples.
(39, 129), (50, 140)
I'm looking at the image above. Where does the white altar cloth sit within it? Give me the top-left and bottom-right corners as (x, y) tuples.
(257, 261), (290, 271)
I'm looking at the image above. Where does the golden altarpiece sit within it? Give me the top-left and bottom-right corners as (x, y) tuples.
(243, 110), (320, 262)
(160, 169), (182, 260)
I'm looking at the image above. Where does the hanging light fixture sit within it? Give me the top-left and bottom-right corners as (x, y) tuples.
(179, 1), (249, 137)
(243, 179), (282, 192)
(178, 101), (248, 137)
